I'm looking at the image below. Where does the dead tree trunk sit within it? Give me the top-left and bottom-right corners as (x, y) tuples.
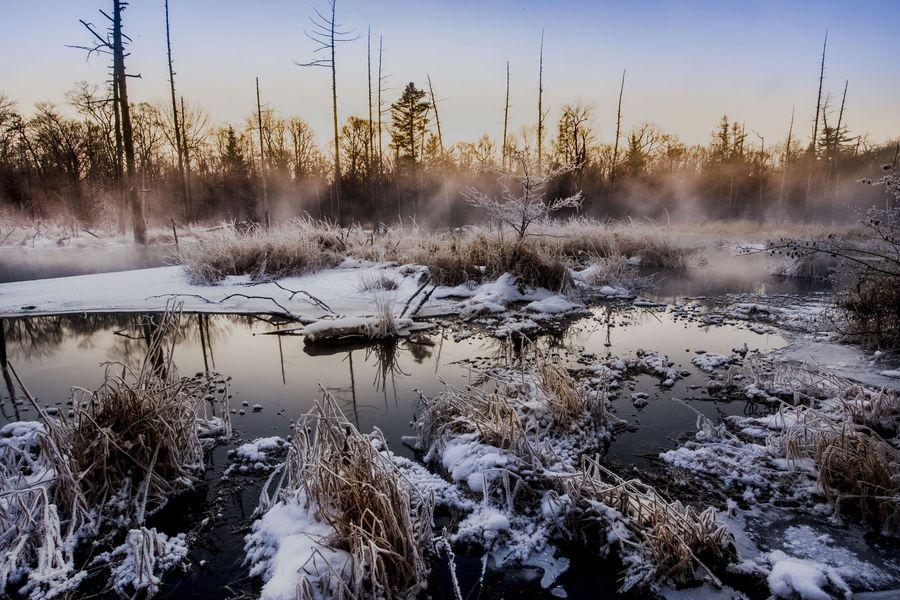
(832, 80), (848, 214)
(295, 0), (357, 226)
(778, 106), (795, 217)
(536, 30), (544, 171)
(805, 30), (827, 214)
(256, 77), (270, 227)
(165, 0), (189, 222)
(113, 0), (147, 244)
(112, 67), (126, 234)
(502, 61), (510, 169)
(367, 27), (376, 221)
(608, 69), (625, 203)
(181, 96), (193, 211)
(377, 35), (385, 176)
(427, 74), (444, 157)
(328, 4), (342, 225)
(811, 30), (827, 157)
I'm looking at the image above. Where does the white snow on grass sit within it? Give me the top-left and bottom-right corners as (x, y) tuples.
(102, 528), (188, 597)
(0, 266), (602, 337)
(436, 434), (515, 493)
(244, 495), (350, 600)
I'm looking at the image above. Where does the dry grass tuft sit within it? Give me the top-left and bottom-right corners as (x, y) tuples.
(357, 272), (400, 292)
(538, 358), (606, 428)
(0, 305), (231, 597)
(176, 218), (696, 290)
(63, 309), (230, 517)
(175, 217), (344, 283)
(771, 404), (900, 530)
(415, 381), (543, 471)
(260, 391), (433, 599)
(558, 457), (733, 589)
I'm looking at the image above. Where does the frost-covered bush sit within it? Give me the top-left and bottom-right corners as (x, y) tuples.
(768, 169), (900, 350)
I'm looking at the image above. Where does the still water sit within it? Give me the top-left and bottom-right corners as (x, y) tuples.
(0, 306), (789, 598)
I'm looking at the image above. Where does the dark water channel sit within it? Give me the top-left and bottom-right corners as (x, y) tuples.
(0, 304), (792, 599)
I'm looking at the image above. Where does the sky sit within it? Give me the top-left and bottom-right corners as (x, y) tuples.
(2, 0), (899, 148)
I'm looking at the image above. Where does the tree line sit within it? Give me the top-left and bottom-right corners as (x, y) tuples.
(0, 1), (897, 242)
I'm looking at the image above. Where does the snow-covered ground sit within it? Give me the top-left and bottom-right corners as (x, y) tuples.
(0, 263), (613, 345)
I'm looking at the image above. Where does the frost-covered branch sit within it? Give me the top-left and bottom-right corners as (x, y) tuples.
(464, 151), (583, 244)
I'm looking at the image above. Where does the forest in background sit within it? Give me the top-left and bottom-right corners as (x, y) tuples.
(0, 1), (897, 241)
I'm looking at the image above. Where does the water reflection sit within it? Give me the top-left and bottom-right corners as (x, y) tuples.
(0, 307), (788, 460)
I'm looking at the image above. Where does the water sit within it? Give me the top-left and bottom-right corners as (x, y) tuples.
(0, 306), (791, 598)
(0, 245), (173, 283)
(0, 247), (837, 598)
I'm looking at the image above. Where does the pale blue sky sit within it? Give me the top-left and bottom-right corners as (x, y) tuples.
(2, 0), (898, 147)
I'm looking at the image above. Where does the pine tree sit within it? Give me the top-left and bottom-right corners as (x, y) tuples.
(389, 83), (430, 164)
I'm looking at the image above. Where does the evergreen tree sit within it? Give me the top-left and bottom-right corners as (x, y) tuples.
(389, 83), (430, 164)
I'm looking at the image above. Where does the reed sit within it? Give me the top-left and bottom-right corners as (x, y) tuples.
(258, 391), (433, 599)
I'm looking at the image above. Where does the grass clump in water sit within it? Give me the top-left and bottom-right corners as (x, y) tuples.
(0, 306), (231, 598)
(250, 390), (434, 600)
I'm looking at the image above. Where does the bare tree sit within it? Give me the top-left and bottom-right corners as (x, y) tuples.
(366, 27), (375, 175)
(811, 30), (827, 156)
(426, 74), (444, 158)
(377, 35), (386, 175)
(608, 68), (625, 200)
(502, 61), (510, 169)
(465, 151), (582, 246)
(75, 1), (147, 243)
(255, 77), (270, 227)
(164, 0), (188, 221)
(295, 0), (358, 226)
(536, 30), (545, 170)
(778, 106), (795, 215)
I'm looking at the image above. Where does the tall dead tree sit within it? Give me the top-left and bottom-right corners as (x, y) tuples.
(377, 35), (386, 175)
(73, 2), (146, 238)
(295, 0), (358, 226)
(805, 30), (827, 212)
(366, 27), (375, 174)
(834, 80), (848, 154)
(811, 30), (828, 157)
(426, 74), (444, 157)
(502, 61), (510, 169)
(778, 106), (795, 216)
(831, 80), (849, 211)
(608, 68), (626, 201)
(180, 96), (193, 208)
(112, 60), (125, 233)
(114, 2), (146, 244)
(536, 30), (545, 171)
(164, 0), (189, 221)
(255, 77), (270, 227)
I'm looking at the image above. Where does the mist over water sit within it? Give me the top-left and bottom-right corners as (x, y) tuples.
(0, 245), (174, 283)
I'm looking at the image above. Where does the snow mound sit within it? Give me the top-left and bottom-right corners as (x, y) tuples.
(227, 436), (288, 475)
(692, 353), (733, 372)
(767, 550), (851, 600)
(524, 295), (582, 314)
(244, 496), (351, 600)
